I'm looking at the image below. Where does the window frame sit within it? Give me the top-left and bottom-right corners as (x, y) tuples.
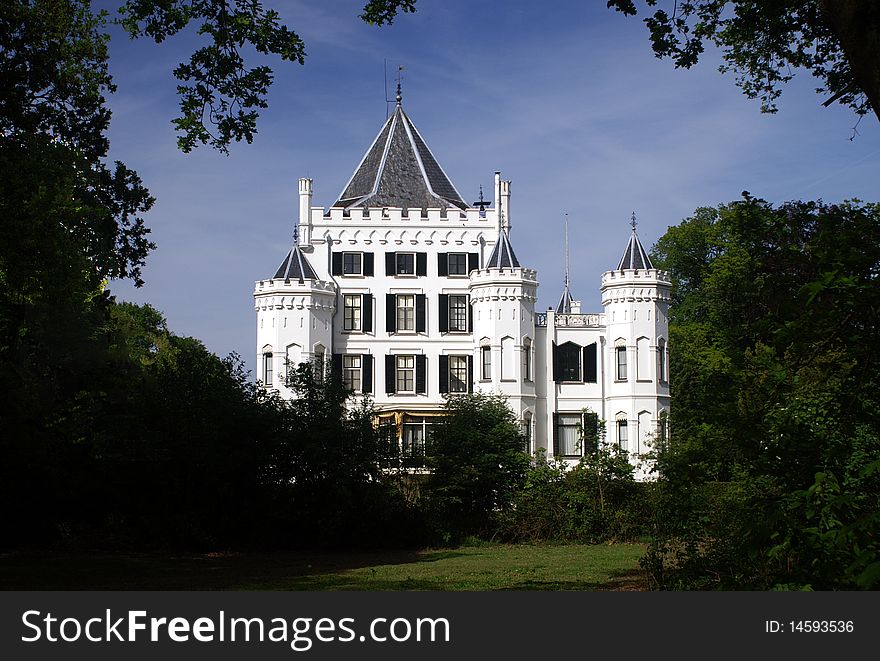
(558, 342), (581, 383)
(396, 355), (415, 393)
(342, 355), (362, 392)
(448, 294), (468, 332)
(447, 252), (468, 277)
(448, 355), (468, 393)
(395, 252), (416, 276)
(617, 419), (629, 452)
(616, 345), (628, 381)
(342, 294), (362, 332)
(396, 294), (415, 333)
(522, 339), (532, 382)
(480, 345), (491, 381)
(556, 413), (582, 458)
(262, 352), (273, 386)
(342, 252), (363, 276)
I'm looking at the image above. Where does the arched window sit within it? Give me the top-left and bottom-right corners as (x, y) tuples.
(616, 412), (629, 452)
(615, 339), (627, 381)
(637, 410), (652, 455)
(522, 411), (533, 453)
(262, 344), (274, 386)
(658, 337), (667, 383)
(522, 337), (532, 382)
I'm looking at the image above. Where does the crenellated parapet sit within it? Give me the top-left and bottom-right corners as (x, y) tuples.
(253, 277), (336, 311)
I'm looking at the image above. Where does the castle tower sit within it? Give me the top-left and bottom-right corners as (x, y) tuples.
(469, 190), (539, 436)
(254, 232), (335, 399)
(600, 217), (671, 475)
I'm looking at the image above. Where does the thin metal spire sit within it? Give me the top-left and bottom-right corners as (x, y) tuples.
(564, 213), (570, 289)
(630, 211), (637, 232)
(395, 65), (403, 105)
(498, 175), (507, 231)
(292, 223), (299, 245)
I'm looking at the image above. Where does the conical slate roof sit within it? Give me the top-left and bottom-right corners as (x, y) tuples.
(487, 230), (521, 268)
(274, 244), (318, 283)
(556, 285), (574, 314)
(334, 104), (468, 211)
(617, 228), (653, 270)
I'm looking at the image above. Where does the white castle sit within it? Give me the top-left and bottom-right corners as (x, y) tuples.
(254, 98), (671, 477)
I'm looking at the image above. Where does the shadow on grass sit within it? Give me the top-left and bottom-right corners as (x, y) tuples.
(0, 548), (471, 591)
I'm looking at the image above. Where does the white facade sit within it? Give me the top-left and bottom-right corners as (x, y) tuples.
(254, 103), (670, 477)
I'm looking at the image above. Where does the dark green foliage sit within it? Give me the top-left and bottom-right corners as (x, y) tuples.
(646, 195), (880, 589)
(607, 1), (880, 120)
(424, 393), (530, 540)
(496, 447), (652, 544)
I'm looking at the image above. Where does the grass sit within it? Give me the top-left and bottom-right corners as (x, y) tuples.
(0, 543), (647, 591)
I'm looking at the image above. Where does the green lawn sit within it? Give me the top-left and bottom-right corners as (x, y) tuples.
(0, 543), (646, 591)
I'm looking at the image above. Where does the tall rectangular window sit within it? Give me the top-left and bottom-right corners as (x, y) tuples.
(396, 355), (415, 393)
(556, 414), (581, 457)
(448, 295), (467, 332)
(447, 253), (467, 276)
(396, 294), (415, 332)
(559, 342), (581, 382)
(396, 252), (415, 275)
(342, 355), (361, 392)
(402, 416), (432, 460)
(449, 355), (468, 393)
(343, 294), (361, 331)
(616, 346), (628, 380)
(618, 419), (629, 452)
(263, 353), (273, 386)
(481, 346), (491, 380)
(658, 338), (667, 383)
(342, 252), (362, 275)
(522, 340), (532, 381)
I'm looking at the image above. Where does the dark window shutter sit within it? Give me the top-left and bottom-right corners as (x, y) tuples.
(468, 252), (479, 273)
(362, 295), (373, 333)
(385, 355), (395, 393)
(331, 353), (343, 381)
(416, 294), (426, 333)
(331, 252), (343, 276)
(467, 294), (473, 333)
(415, 355), (427, 394)
(438, 294), (449, 332)
(582, 410), (598, 454)
(362, 354), (373, 394)
(386, 294), (396, 332)
(363, 252), (374, 276)
(584, 343), (597, 383)
(439, 354), (449, 393)
(437, 253), (448, 276)
(552, 343), (560, 382)
(385, 252), (396, 275)
(467, 355), (473, 393)
(552, 413), (560, 456)
(416, 252), (427, 276)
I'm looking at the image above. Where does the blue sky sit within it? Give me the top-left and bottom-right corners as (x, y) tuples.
(104, 1), (880, 372)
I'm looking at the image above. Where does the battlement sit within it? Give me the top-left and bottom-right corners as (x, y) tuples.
(601, 268), (671, 286)
(254, 277), (335, 298)
(469, 266), (538, 285)
(314, 205), (496, 226)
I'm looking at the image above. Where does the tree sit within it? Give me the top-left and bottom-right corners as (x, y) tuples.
(647, 195), (880, 589)
(607, 1), (880, 122)
(425, 393), (530, 539)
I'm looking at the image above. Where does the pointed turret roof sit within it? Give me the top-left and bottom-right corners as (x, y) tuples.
(274, 243), (318, 283)
(333, 104), (468, 211)
(487, 229), (520, 269)
(617, 226), (653, 271)
(556, 286), (574, 314)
